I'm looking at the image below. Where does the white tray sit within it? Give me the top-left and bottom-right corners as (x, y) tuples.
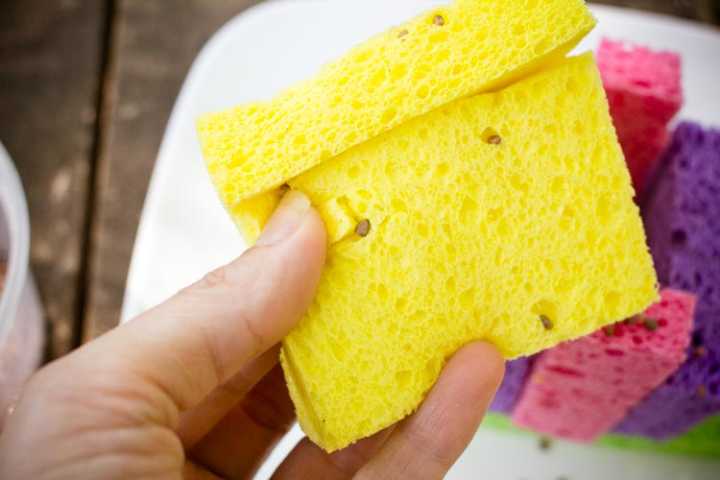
(121, 1), (720, 478)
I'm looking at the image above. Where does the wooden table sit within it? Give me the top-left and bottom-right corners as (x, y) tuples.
(1, 0), (718, 361)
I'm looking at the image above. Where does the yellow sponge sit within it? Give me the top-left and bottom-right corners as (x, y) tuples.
(279, 54), (657, 451)
(198, 0), (596, 240)
(197, 0), (657, 452)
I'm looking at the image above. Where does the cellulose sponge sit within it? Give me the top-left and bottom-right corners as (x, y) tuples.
(513, 289), (695, 442)
(199, 0), (597, 241)
(597, 39), (683, 196)
(287, 54), (654, 451)
(198, 2), (658, 451)
(614, 122), (720, 439)
(490, 357), (534, 414)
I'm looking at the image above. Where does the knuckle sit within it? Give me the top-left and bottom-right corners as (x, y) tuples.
(239, 309), (268, 355)
(199, 266), (230, 289)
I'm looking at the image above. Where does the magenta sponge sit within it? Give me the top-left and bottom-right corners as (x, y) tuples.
(513, 290), (695, 442)
(598, 38), (682, 195)
(615, 122), (720, 439)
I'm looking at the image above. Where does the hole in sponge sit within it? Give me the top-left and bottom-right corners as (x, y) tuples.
(604, 291), (621, 312)
(671, 229), (687, 246)
(709, 382), (719, 396)
(532, 299), (558, 330)
(546, 365), (584, 377)
(432, 14), (446, 26)
(396, 370), (412, 387)
(692, 330), (704, 347)
(481, 127), (502, 145)
(459, 196), (478, 223)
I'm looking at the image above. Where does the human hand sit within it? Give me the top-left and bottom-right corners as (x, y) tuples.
(0, 191), (504, 479)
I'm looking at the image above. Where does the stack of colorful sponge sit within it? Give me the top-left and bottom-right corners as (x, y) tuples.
(490, 39), (720, 455)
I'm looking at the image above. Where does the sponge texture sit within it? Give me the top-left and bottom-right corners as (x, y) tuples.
(513, 289), (695, 442)
(490, 357), (534, 414)
(198, 0), (596, 239)
(615, 122), (720, 439)
(278, 54), (657, 451)
(597, 39), (683, 195)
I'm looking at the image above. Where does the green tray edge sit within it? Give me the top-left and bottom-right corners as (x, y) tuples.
(482, 412), (720, 458)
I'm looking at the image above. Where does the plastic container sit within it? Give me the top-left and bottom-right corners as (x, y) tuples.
(0, 141), (45, 431)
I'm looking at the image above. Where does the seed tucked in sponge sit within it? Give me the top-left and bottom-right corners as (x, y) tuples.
(614, 123), (720, 439)
(198, 0), (658, 452)
(598, 39), (683, 195)
(513, 290), (695, 442)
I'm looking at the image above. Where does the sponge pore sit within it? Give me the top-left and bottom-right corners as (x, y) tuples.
(198, 0), (596, 239)
(278, 54), (657, 451)
(513, 289), (695, 442)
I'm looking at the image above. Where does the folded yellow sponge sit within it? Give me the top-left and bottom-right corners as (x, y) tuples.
(198, 0), (596, 240)
(197, 0), (657, 453)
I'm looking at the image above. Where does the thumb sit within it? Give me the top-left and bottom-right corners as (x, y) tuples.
(35, 190), (326, 426)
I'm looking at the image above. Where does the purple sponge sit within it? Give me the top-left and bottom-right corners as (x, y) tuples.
(490, 358), (533, 414)
(616, 122), (720, 439)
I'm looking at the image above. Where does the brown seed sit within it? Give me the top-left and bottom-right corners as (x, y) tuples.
(433, 14), (445, 26)
(487, 134), (502, 145)
(643, 317), (658, 332)
(540, 315), (553, 330)
(694, 346), (707, 358)
(355, 219), (371, 237)
(627, 315), (640, 325)
(539, 436), (553, 451)
(697, 385), (707, 398)
(398, 29), (409, 38)
(604, 325), (615, 337)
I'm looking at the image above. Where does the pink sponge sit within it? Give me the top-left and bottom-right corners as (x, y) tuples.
(512, 289), (695, 442)
(598, 38), (683, 195)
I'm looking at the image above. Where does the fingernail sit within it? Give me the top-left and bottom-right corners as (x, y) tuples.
(256, 190), (312, 246)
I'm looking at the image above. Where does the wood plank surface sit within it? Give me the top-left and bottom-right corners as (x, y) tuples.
(83, 0), (260, 341)
(0, 0), (108, 358)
